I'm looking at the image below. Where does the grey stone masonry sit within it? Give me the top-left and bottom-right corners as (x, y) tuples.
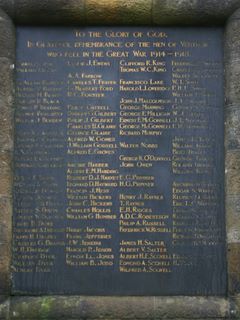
(0, 0), (239, 25)
(0, 0), (240, 319)
(225, 8), (240, 298)
(0, 8), (15, 297)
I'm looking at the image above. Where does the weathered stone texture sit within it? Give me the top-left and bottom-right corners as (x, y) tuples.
(1, 0), (240, 25)
(0, 0), (14, 18)
(0, 10), (15, 60)
(0, 101), (14, 153)
(225, 8), (240, 300)
(0, 9), (15, 296)
(0, 297), (9, 320)
(0, 197), (12, 295)
(226, 195), (240, 243)
(225, 107), (240, 150)
(225, 20), (240, 64)
(15, 0), (85, 24)
(86, 0), (151, 25)
(7, 296), (230, 320)
(228, 243), (240, 294)
(85, 0), (118, 24)
(225, 9), (240, 106)
(0, 60), (14, 152)
(118, 0), (152, 24)
(233, 295), (240, 319)
(0, 152), (13, 197)
(225, 151), (240, 195)
(0, 1), (238, 319)
(153, 0), (240, 25)
(225, 63), (240, 108)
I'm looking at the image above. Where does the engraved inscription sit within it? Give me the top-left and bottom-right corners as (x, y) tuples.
(13, 27), (226, 295)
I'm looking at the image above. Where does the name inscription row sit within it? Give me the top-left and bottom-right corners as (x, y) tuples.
(13, 27), (226, 295)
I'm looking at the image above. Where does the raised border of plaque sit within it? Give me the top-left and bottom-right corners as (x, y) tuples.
(0, 1), (240, 319)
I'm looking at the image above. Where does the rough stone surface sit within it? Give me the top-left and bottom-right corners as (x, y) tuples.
(85, 0), (151, 25)
(153, 0), (240, 25)
(227, 5), (240, 20)
(228, 244), (240, 294)
(118, 0), (152, 24)
(0, 59), (14, 152)
(1, 0), (240, 25)
(7, 296), (230, 320)
(0, 2), (238, 320)
(233, 295), (240, 319)
(0, 9), (15, 61)
(0, 297), (9, 320)
(225, 9), (240, 107)
(225, 63), (240, 108)
(0, 197), (12, 295)
(0, 152), (13, 197)
(0, 0), (14, 18)
(225, 107), (240, 150)
(226, 195), (240, 243)
(15, 0), (85, 25)
(0, 59), (14, 100)
(225, 21), (240, 64)
(85, 0), (118, 24)
(225, 151), (240, 195)
(0, 9), (15, 297)
(225, 9), (240, 300)
(0, 100), (14, 153)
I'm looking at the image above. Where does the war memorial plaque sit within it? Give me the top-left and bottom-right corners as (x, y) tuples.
(12, 27), (226, 296)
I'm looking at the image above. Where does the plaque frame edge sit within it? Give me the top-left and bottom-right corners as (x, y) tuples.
(0, 1), (240, 319)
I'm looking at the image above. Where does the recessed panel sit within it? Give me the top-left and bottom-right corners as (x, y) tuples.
(12, 27), (226, 295)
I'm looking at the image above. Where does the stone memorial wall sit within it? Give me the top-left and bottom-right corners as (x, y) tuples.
(0, 1), (240, 318)
(13, 27), (226, 295)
